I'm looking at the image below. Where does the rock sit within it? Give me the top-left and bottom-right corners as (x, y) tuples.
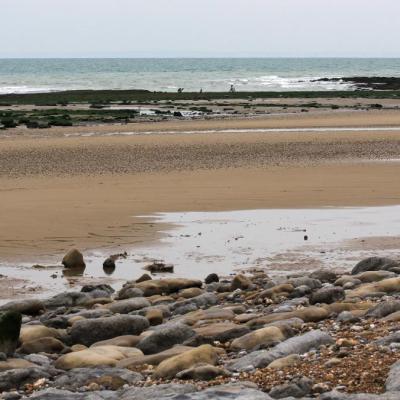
(103, 257), (116, 270)
(117, 345), (193, 368)
(0, 358), (36, 372)
(106, 298), (151, 314)
(309, 270), (338, 283)
(119, 383), (196, 400)
(136, 322), (195, 354)
(366, 301), (400, 319)
(0, 311), (21, 356)
(44, 292), (90, 308)
(62, 249), (86, 269)
(169, 383), (273, 400)
(205, 273), (219, 284)
(267, 354), (300, 369)
(135, 278), (202, 296)
(55, 346), (143, 370)
(19, 325), (60, 344)
(352, 257), (400, 275)
(53, 367), (142, 390)
(170, 293), (218, 315)
(145, 308), (164, 325)
(136, 273), (152, 283)
(269, 376), (313, 399)
(18, 337), (66, 354)
(144, 261), (174, 274)
(232, 274), (251, 290)
(228, 330), (334, 372)
(310, 286), (345, 305)
(192, 322), (250, 344)
(230, 326), (288, 351)
(154, 344), (219, 379)
(0, 299), (44, 315)
(69, 315), (149, 346)
(91, 335), (141, 348)
(176, 363), (230, 380)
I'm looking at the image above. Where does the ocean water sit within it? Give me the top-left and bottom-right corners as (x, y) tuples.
(1, 58), (400, 94)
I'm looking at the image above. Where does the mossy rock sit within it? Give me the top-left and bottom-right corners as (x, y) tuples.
(0, 311), (22, 356)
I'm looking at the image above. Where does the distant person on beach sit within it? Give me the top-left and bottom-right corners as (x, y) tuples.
(230, 84), (236, 93)
(177, 88), (184, 93)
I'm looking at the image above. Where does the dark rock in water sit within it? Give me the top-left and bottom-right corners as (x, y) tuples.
(144, 261), (174, 274)
(309, 269), (338, 283)
(366, 301), (400, 319)
(62, 249), (86, 269)
(136, 273), (152, 283)
(269, 376), (313, 398)
(53, 367), (142, 391)
(0, 299), (44, 315)
(0, 311), (22, 356)
(103, 257), (116, 270)
(205, 273), (219, 284)
(69, 315), (149, 346)
(310, 286), (345, 305)
(136, 322), (195, 354)
(351, 257), (400, 275)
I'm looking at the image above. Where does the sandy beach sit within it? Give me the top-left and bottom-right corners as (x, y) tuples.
(1, 110), (400, 262)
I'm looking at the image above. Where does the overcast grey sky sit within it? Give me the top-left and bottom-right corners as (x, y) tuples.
(1, 0), (400, 58)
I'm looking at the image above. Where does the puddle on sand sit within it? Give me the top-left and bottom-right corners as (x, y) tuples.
(1, 205), (400, 303)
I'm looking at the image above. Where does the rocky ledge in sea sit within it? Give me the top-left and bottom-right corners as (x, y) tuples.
(1, 251), (400, 399)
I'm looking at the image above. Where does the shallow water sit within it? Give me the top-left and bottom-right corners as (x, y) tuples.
(1, 206), (400, 303)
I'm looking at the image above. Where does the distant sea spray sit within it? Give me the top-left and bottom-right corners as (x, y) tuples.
(1, 58), (400, 94)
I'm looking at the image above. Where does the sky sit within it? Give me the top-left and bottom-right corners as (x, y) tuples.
(1, 0), (400, 58)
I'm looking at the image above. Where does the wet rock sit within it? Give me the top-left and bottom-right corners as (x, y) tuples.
(18, 336), (66, 354)
(106, 298), (151, 314)
(119, 383), (196, 400)
(136, 322), (195, 354)
(62, 249), (86, 269)
(0, 311), (21, 356)
(103, 257), (116, 271)
(232, 274), (252, 290)
(69, 315), (149, 346)
(366, 301), (400, 319)
(310, 286), (345, 305)
(309, 269), (338, 283)
(205, 273), (219, 284)
(269, 376), (313, 398)
(352, 257), (400, 275)
(192, 322), (250, 344)
(55, 346), (143, 370)
(230, 326), (288, 351)
(53, 367), (142, 390)
(0, 299), (44, 315)
(117, 345), (193, 368)
(154, 344), (218, 379)
(228, 330), (334, 372)
(176, 363), (230, 380)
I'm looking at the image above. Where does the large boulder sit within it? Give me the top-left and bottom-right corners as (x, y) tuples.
(0, 311), (21, 356)
(154, 344), (219, 379)
(136, 322), (195, 354)
(228, 330), (334, 372)
(310, 286), (345, 305)
(62, 249), (86, 269)
(106, 298), (151, 314)
(55, 346), (143, 370)
(352, 257), (400, 275)
(0, 299), (44, 315)
(230, 326), (288, 352)
(69, 315), (149, 346)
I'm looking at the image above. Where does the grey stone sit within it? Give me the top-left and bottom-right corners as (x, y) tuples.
(310, 287), (345, 305)
(107, 298), (151, 314)
(136, 322), (195, 354)
(70, 315), (149, 346)
(352, 257), (400, 275)
(228, 330), (334, 372)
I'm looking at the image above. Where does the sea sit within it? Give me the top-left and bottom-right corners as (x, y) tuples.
(1, 58), (400, 94)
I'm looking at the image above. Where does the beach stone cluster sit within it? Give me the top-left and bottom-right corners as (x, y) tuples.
(1, 253), (400, 399)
